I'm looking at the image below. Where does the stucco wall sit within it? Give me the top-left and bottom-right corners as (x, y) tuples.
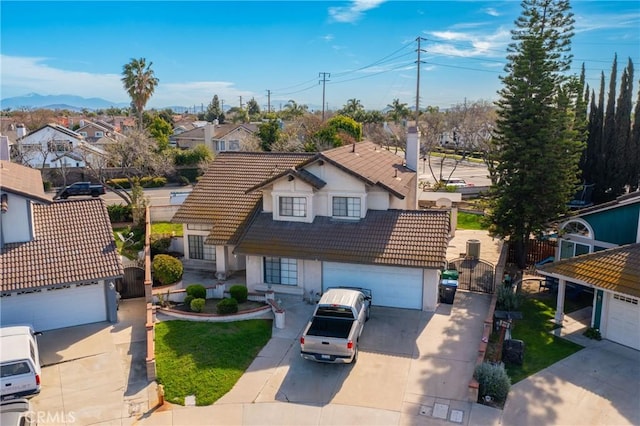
(423, 268), (440, 311)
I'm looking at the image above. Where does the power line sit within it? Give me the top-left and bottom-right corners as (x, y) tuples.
(319, 72), (330, 121)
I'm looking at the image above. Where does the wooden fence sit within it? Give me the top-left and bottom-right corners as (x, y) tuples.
(507, 238), (557, 267)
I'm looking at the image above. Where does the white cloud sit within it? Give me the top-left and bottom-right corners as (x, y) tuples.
(428, 27), (511, 58)
(574, 11), (640, 34)
(328, 0), (387, 23)
(484, 8), (500, 17)
(0, 55), (256, 108)
(322, 34), (334, 42)
(1, 55), (124, 101)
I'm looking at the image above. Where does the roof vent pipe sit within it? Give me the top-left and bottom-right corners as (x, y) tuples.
(352, 142), (356, 153)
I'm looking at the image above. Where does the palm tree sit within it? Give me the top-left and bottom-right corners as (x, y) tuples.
(121, 58), (159, 129)
(387, 98), (410, 124)
(282, 100), (308, 120)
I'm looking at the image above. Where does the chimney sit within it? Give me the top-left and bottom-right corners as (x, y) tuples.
(0, 136), (9, 161)
(16, 123), (26, 138)
(406, 124), (420, 172)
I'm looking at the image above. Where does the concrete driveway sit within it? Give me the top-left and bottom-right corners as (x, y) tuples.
(30, 298), (154, 425)
(502, 339), (640, 426)
(159, 290), (497, 426)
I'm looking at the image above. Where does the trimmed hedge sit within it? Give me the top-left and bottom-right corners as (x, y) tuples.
(152, 254), (183, 285)
(107, 204), (133, 223)
(216, 298), (238, 314)
(107, 176), (167, 189)
(190, 298), (205, 313)
(186, 284), (206, 300)
(229, 285), (248, 303)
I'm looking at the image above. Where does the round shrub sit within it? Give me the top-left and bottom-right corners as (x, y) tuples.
(152, 254), (183, 285)
(150, 236), (171, 257)
(216, 298), (238, 315)
(190, 298), (205, 313)
(474, 362), (511, 404)
(183, 295), (194, 308)
(229, 285), (248, 303)
(496, 285), (521, 311)
(186, 284), (206, 300)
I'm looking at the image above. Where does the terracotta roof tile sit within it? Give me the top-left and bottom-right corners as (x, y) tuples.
(316, 141), (416, 199)
(0, 161), (50, 203)
(234, 210), (450, 269)
(537, 244), (640, 298)
(172, 152), (314, 245)
(1, 199), (123, 292)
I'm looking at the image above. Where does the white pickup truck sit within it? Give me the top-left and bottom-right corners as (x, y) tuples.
(0, 326), (42, 401)
(300, 288), (371, 364)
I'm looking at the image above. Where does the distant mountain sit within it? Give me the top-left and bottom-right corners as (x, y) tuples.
(0, 93), (130, 111)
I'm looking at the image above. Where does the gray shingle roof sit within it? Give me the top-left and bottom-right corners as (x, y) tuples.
(1, 199), (123, 292)
(234, 210), (450, 269)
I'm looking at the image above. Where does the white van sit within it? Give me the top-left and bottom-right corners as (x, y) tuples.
(0, 326), (42, 400)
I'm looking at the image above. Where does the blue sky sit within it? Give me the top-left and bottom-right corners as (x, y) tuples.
(1, 1), (639, 112)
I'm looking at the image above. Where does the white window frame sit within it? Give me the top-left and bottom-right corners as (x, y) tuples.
(332, 196), (361, 218)
(279, 196), (306, 217)
(95, 131), (104, 137)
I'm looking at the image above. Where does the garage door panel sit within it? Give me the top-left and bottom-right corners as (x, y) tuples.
(323, 262), (422, 309)
(0, 284), (107, 331)
(606, 294), (640, 351)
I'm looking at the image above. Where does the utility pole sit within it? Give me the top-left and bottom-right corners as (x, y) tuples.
(319, 72), (330, 121)
(266, 89), (271, 113)
(239, 96), (244, 109)
(415, 36), (427, 125)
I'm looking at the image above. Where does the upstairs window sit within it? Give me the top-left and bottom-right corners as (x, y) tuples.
(280, 197), (306, 217)
(333, 197), (360, 218)
(95, 131), (104, 137)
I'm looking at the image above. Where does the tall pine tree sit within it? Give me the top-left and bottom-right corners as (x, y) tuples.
(488, 0), (584, 268)
(597, 54), (618, 201)
(613, 58), (634, 192)
(205, 94), (225, 123)
(631, 82), (640, 191)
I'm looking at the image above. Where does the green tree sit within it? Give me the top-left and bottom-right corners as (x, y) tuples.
(487, 0), (583, 268)
(121, 58), (159, 129)
(246, 98), (261, 119)
(257, 119), (281, 151)
(147, 115), (173, 151)
(613, 58), (634, 193)
(309, 115), (362, 151)
(281, 100), (308, 120)
(338, 99), (366, 122)
(631, 81), (640, 191)
(205, 94), (225, 123)
(386, 98), (411, 124)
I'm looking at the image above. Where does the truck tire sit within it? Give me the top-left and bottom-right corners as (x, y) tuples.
(91, 191), (99, 197)
(352, 345), (358, 364)
(61, 193), (68, 199)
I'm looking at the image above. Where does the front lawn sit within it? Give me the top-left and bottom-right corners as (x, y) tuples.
(504, 296), (583, 383)
(151, 221), (183, 237)
(457, 211), (488, 230)
(155, 320), (272, 406)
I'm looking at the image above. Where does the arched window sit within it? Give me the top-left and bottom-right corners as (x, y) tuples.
(559, 219), (593, 259)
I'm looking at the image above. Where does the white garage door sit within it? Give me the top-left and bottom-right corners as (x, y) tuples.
(606, 293), (640, 350)
(0, 283), (107, 332)
(323, 262), (423, 309)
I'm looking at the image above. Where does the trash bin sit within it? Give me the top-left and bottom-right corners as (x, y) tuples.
(439, 279), (458, 304)
(441, 269), (459, 280)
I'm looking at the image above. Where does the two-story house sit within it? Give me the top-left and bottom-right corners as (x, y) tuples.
(537, 192), (640, 350)
(0, 160), (122, 331)
(173, 129), (451, 311)
(15, 123), (87, 169)
(171, 122), (258, 153)
(76, 120), (124, 147)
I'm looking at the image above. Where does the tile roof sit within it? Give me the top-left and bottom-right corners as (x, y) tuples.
(247, 167), (327, 193)
(172, 152), (314, 245)
(0, 161), (50, 203)
(537, 244), (640, 299)
(312, 141), (416, 199)
(234, 210), (450, 269)
(173, 126), (205, 140)
(1, 199), (124, 292)
(567, 192), (640, 218)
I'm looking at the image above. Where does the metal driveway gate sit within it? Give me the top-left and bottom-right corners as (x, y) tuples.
(118, 267), (145, 299)
(447, 258), (495, 293)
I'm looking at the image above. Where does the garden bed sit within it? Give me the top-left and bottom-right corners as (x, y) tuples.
(169, 298), (266, 314)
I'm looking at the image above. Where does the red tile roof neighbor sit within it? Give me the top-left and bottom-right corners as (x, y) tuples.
(538, 244), (640, 298)
(172, 152), (314, 245)
(1, 199), (123, 292)
(0, 161), (50, 204)
(235, 210), (450, 269)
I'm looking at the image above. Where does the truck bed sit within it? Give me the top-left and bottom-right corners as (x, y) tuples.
(306, 317), (354, 339)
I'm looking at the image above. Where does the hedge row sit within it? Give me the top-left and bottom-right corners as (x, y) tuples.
(107, 176), (167, 189)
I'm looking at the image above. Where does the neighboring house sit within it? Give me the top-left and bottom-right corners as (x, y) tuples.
(15, 123), (87, 169)
(171, 122), (258, 152)
(76, 120), (124, 144)
(0, 161), (122, 331)
(173, 132), (452, 311)
(537, 192), (640, 350)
